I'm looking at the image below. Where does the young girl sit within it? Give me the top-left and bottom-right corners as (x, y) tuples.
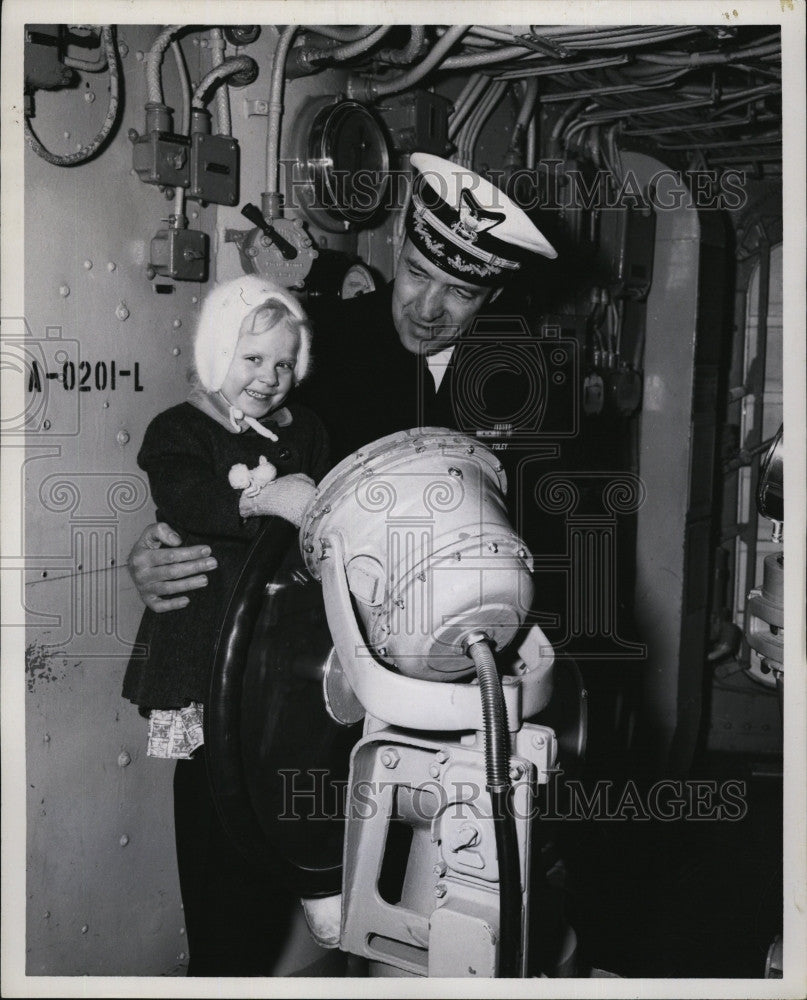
(122, 276), (330, 975)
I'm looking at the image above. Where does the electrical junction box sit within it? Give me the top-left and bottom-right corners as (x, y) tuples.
(132, 132), (191, 189)
(599, 205), (656, 300)
(25, 25), (75, 91)
(189, 133), (240, 206)
(150, 228), (208, 282)
(376, 90), (452, 156)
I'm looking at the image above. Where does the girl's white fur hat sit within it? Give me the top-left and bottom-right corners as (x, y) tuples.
(193, 275), (311, 392)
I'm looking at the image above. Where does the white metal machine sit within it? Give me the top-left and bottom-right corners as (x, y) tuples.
(299, 428), (559, 977)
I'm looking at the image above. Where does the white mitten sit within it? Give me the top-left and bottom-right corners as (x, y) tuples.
(239, 472), (316, 527)
(301, 894), (342, 950)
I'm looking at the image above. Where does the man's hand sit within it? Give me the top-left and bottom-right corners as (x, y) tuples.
(127, 522), (217, 613)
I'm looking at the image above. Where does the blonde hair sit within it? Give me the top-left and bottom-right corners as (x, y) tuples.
(240, 298), (312, 384)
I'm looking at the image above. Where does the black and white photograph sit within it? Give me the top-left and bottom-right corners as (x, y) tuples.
(1, 2), (805, 996)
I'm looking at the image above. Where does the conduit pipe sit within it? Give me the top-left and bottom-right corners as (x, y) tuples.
(506, 79), (538, 167)
(455, 79), (507, 167)
(635, 38), (780, 66)
(538, 71), (690, 103)
(308, 25), (391, 63)
(307, 25), (380, 42)
(209, 27), (230, 137)
(526, 117), (537, 170)
(264, 25), (299, 207)
(171, 38), (190, 221)
(549, 98), (586, 158)
(515, 78), (539, 132)
(171, 40), (190, 135)
(495, 54), (630, 80)
(286, 26), (391, 78)
(25, 25), (120, 167)
(192, 57), (256, 110)
(376, 26), (426, 65)
(146, 24), (185, 104)
(441, 44), (537, 70)
(448, 73), (487, 140)
(463, 80), (508, 168)
(349, 25), (470, 101)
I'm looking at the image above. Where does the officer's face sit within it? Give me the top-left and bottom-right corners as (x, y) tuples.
(392, 240), (496, 355)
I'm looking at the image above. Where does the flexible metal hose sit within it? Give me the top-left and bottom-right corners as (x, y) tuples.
(24, 25), (120, 167)
(146, 24), (184, 104)
(468, 639), (510, 789)
(442, 44), (536, 70)
(309, 25), (392, 63)
(307, 25), (380, 42)
(209, 27), (231, 137)
(376, 26), (426, 66)
(467, 638), (521, 977)
(192, 57), (255, 108)
(370, 25), (470, 98)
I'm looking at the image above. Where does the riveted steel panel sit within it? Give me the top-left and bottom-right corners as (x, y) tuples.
(20, 23), (362, 977)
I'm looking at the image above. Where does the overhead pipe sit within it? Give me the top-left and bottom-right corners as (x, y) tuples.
(525, 117), (537, 170)
(347, 25), (470, 102)
(309, 25), (391, 63)
(624, 111), (776, 137)
(465, 25), (525, 43)
(506, 79), (539, 169)
(306, 25), (380, 42)
(448, 72), (488, 140)
(285, 25), (391, 77)
(441, 44), (537, 70)
(564, 26), (704, 48)
(657, 133), (781, 150)
(561, 112), (599, 156)
(634, 37), (780, 66)
(537, 69), (689, 103)
(709, 88), (779, 118)
(375, 26), (427, 65)
(495, 54), (630, 80)
(454, 79), (495, 165)
(457, 79), (508, 168)
(548, 98), (586, 158)
(580, 94), (717, 124)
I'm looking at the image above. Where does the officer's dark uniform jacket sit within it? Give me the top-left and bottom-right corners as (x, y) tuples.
(301, 281), (532, 474)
